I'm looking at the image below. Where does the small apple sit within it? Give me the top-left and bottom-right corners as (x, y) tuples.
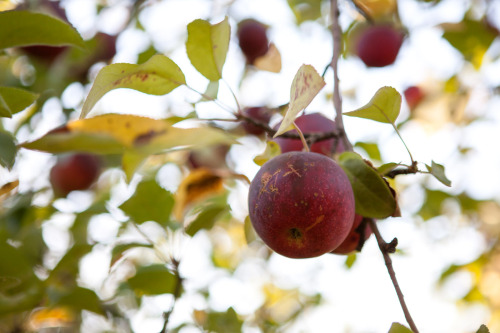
(237, 19), (269, 65)
(403, 86), (425, 110)
(273, 113), (343, 156)
(241, 106), (273, 135)
(248, 151), (355, 258)
(92, 32), (118, 64)
(355, 24), (404, 67)
(331, 214), (373, 254)
(50, 153), (101, 197)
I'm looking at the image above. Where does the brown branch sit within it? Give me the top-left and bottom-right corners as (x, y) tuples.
(368, 219), (420, 333)
(330, 0), (353, 152)
(235, 113), (344, 145)
(159, 258), (183, 333)
(386, 161), (419, 178)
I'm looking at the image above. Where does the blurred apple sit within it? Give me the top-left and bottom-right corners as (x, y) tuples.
(237, 19), (269, 65)
(355, 24), (405, 67)
(404, 86), (425, 110)
(50, 153), (101, 197)
(241, 106), (273, 135)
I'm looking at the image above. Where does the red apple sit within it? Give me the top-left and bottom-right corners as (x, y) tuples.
(92, 32), (117, 64)
(237, 19), (269, 65)
(248, 151), (355, 258)
(273, 113), (344, 156)
(241, 106), (273, 135)
(331, 214), (373, 254)
(50, 153), (101, 197)
(356, 24), (404, 67)
(403, 86), (425, 110)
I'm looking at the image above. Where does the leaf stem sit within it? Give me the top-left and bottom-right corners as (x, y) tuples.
(330, 0), (353, 152)
(368, 219), (420, 333)
(293, 122), (310, 152)
(373, 104), (414, 165)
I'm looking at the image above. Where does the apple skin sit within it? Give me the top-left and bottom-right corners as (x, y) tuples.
(356, 24), (404, 67)
(331, 214), (373, 254)
(273, 113), (344, 156)
(50, 154), (101, 197)
(241, 106), (273, 135)
(237, 19), (269, 64)
(248, 151), (355, 258)
(403, 86), (424, 110)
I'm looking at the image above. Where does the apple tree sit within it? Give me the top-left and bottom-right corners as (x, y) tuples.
(0, 0), (499, 332)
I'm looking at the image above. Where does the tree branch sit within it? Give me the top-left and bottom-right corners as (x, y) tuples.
(330, 0), (353, 152)
(368, 219), (420, 333)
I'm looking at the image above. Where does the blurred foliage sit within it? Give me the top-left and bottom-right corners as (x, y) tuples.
(0, 0), (498, 332)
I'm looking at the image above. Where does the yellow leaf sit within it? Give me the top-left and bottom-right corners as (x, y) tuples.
(254, 43), (282, 73)
(352, 0), (397, 19)
(27, 307), (75, 330)
(274, 64), (325, 137)
(174, 168), (225, 220)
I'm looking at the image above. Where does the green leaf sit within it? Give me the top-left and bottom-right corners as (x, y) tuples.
(441, 18), (497, 69)
(426, 161), (451, 187)
(0, 87), (39, 118)
(388, 322), (413, 333)
(354, 141), (381, 161)
(344, 86), (401, 124)
(287, 0), (323, 24)
(119, 178), (174, 225)
(377, 162), (399, 176)
(244, 216), (258, 245)
(56, 287), (104, 315)
(274, 64), (325, 137)
(80, 54), (186, 118)
(121, 151), (149, 182)
(339, 152), (396, 218)
(476, 324), (490, 333)
(47, 244), (93, 287)
(0, 130), (17, 169)
(186, 17), (230, 81)
(185, 204), (229, 237)
(127, 264), (177, 296)
(0, 11), (85, 49)
(418, 189), (451, 221)
(253, 141), (281, 166)
(199, 80), (220, 102)
(205, 307), (243, 333)
(111, 242), (154, 268)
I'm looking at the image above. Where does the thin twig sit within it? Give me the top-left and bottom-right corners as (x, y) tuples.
(368, 219), (420, 333)
(159, 258), (183, 333)
(330, 0), (353, 152)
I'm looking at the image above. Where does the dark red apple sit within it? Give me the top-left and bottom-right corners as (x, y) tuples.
(241, 106), (273, 135)
(356, 24), (404, 67)
(273, 113), (344, 156)
(331, 214), (373, 254)
(92, 32), (118, 64)
(237, 19), (269, 64)
(50, 153), (101, 197)
(403, 86), (425, 110)
(248, 151), (355, 258)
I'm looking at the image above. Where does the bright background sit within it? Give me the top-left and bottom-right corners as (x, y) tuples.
(5, 0), (500, 332)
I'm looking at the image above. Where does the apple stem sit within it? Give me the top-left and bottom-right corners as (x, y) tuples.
(293, 122), (310, 152)
(330, 0), (353, 152)
(368, 219), (420, 333)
